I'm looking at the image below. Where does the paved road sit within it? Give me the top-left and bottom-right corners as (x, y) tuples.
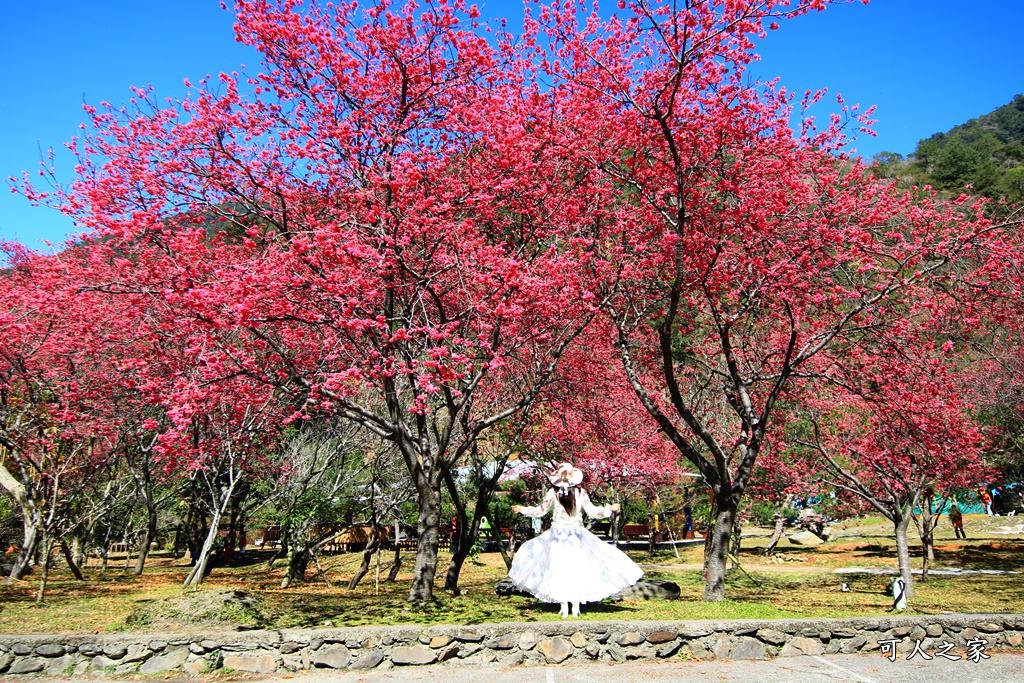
(30, 652), (1024, 683)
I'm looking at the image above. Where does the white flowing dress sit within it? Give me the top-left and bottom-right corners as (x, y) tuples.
(509, 488), (643, 604)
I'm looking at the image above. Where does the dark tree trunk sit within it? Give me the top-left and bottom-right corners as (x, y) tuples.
(6, 516), (39, 582)
(728, 515), (742, 569)
(61, 540), (84, 580)
(762, 494), (794, 557)
(386, 544), (402, 583)
(913, 491), (942, 583)
(280, 543), (310, 588)
(71, 534), (86, 571)
(348, 530), (382, 590)
(407, 481), (442, 603)
(703, 493), (736, 602)
(133, 495), (158, 576)
(35, 534), (54, 605)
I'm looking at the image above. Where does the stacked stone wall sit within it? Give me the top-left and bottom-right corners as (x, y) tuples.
(0, 614), (1021, 675)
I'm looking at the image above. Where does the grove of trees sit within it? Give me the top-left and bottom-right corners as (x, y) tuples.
(2, 0), (1023, 608)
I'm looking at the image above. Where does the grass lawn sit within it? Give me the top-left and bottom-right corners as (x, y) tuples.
(2, 515), (1023, 635)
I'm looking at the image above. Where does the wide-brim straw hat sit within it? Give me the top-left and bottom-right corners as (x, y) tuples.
(548, 462), (584, 487)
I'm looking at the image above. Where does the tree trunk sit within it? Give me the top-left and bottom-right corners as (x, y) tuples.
(72, 534), (86, 571)
(133, 495), (158, 576)
(280, 543), (309, 588)
(348, 530), (381, 590)
(488, 522), (513, 570)
(407, 482), (442, 603)
(265, 532), (288, 571)
(728, 515), (742, 570)
(703, 494), (736, 602)
(6, 515), (39, 583)
(894, 516), (916, 601)
(762, 494), (793, 557)
(386, 544), (402, 583)
(183, 506), (224, 589)
(61, 540), (84, 580)
(35, 534), (54, 605)
(913, 492), (942, 583)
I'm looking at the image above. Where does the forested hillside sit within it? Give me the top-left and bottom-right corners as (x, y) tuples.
(875, 94), (1024, 202)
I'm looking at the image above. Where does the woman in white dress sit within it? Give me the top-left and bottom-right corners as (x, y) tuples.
(510, 463), (644, 618)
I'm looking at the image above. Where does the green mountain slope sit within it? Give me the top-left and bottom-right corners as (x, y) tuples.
(874, 94), (1024, 202)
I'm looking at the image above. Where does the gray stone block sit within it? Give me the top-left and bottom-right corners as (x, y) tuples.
(842, 635), (867, 654)
(122, 643), (151, 663)
(91, 655), (120, 669)
(0, 653), (13, 674)
(453, 630), (484, 642)
(35, 643), (65, 658)
(657, 640), (681, 659)
(10, 658), (45, 674)
(731, 637), (766, 660)
(616, 631), (646, 647)
(102, 645), (127, 659)
(350, 651), (385, 670)
(457, 644), (483, 658)
(184, 656), (211, 676)
(223, 653), (279, 673)
(756, 628), (787, 646)
(688, 640), (711, 660)
(46, 654), (76, 676)
(536, 637), (573, 664)
(114, 662), (139, 675)
(138, 647), (188, 674)
(779, 636), (823, 657)
(712, 633), (731, 660)
(312, 644), (351, 669)
(487, 634), (517, 650)
(605, 644), (626, 662)
(391, 645), (437, 666)
(518, 632), (539, 651)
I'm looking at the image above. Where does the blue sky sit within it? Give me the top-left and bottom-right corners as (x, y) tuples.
(2, 0), (1022, 249)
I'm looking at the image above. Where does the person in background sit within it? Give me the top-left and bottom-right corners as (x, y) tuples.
(239, 530), (248, 559)
(949, 497), (966, 539)
(980, 488), (994, 516)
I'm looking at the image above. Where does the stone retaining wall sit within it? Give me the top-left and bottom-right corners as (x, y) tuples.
(1, 614), (1022, 676)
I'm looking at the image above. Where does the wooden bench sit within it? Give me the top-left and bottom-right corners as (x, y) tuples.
(621, 524), (650, 542)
